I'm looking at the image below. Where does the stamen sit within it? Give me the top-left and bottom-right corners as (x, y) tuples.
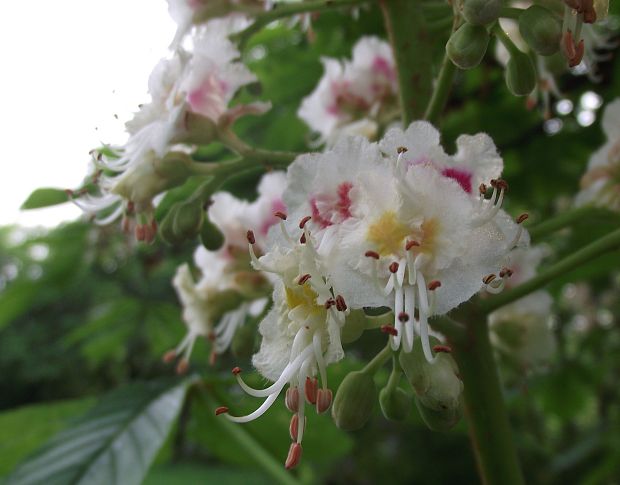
(391, 285), (404, 351)
(162, 349), (176, 363)
(232, 366), (242, 375)
(406, 240), (420, 251)
(289, 413), (306, 441)
(389, 262), (399, 273)
(417, 272), (436, 364)
(316, 388), (333, 414)
(499, 267), (513, 278)
(215, 406), (229, 416)
(365, 250), (380, 259)
(324, 298), (335, 309)
(398, 312), (409, 322)
(402, 284), (415, 352)
(286, 387), (300, 412)
(299, 216), (312, 229)
(483, 274), (497, 285)
(335, 295), (347, 312)
(246, 230), (256, 245)
(428, 280), (441, 291)
(176, 359), (189, 375)
(274, 211), (287, 220)
(381, 325), (398, 336)
(298, 274), (312, 285)
(312, 332), (328, 389)
(516, 213), (529, 224)
(285, 443), (303, 470)
(225, 392), (280, 423)
(433, 345), (452, 353)
(300, 232), (307, 244)
(305, 377), (318, 405)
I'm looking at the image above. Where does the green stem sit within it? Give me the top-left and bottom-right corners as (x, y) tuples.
(362, 344), (393, 375)
(528, 206), (618, 240)
(499, 7), (523, 19)
(424, 48), (458, 125)
(233, 0), (370, 48)
(493, 23), (521, 57)
(380, 0), (435, 124)
(450, 311), (525, 485)
(480, 227), (620, 314)
(196, 385), (302, 485)
(385, 356), (402, 390)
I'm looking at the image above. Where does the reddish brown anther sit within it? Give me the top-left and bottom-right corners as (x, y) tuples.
(289, 414), (300, 441)
(381, 325), (398, 336)
(316, 388), (333, 414)
(274, 211), (287, 220)
(286, 387), (300, 413)
(499, 267), (514, 278)
(406, 240), (420, 250)
(389, 262), (399, 274)
(299, 216), (312, 229)
(562, 30), (585, 67)
(300, 233), (306, 244)
(397, 146), (408, 154)
(516, 213), (529, 224)
(215, 406), (229, 416)
(305, 377), (318, 405)
(162, 350), (176, 363)
(479, 183), (488, 195)
(285, 443), (303, 470)
(433, 345), (452, 354)
(483, 274), (497, 285)
(398, 312), (410, 323)
(298, 274), (312, 285)
(232, 366), (242, 376)
(324, 298), (336, 309)
(246, 230), (256, 244)
(365, 250), (380, 259)
(428, 280), (442, 291)
(176, 359), (189, 375)
(335, 295), (347, 312)
(491, 178), (509, 191)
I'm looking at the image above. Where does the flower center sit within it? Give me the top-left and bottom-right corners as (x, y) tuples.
(367, 211), (410, 256)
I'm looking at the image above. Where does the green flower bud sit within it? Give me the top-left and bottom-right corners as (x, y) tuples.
(415, 395), (462, 432)
(200, 215), (225, 251)
(159, 205), (182, 245)
(399, 338), (463, 413)
(519, 6), (561, 56)
(332, 371), (377, 431)
(231, 323), (256, 359)
(379, 385), (412, 422)
(446, 24), (490, 70)
(505, 51), (536, 96)
(341, 310), (369, 344)
(173, 199), (205, 241)
(462, 0), (502, 26)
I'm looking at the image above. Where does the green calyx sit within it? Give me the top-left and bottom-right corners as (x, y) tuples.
(446, 24), (490, 70)
(462, 0), (502, 26)
(519, 6), (562, 56)
(332, 370), (377, 431)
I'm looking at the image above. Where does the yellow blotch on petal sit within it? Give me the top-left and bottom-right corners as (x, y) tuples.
(285, 284), (324, 316)
(367, 211), (411, 256)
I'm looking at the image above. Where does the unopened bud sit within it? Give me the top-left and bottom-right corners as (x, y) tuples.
(519, 6), (562, 56)
(462, 0), (501, 25)
(200, 215), (225, 251)
(446, 24), (490, 70)
(379, 385), (412, 422)
(341, 309), (368, 344)
(173, 199), (205, 241)
(332, 371), (377, 431)
(505, 51), (537, 96)
(231, 324), (255, 359)
(399, 338), (463, 413)
(415, 395), (462, 432)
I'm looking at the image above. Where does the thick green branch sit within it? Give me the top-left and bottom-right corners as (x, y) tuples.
(450, 313), (525, 485)
(481, 227), (620, 314)
(380, 0), (435, 124)
(234, 0), (370, 48)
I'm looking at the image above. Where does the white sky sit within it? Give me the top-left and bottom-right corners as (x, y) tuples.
(0, 1), (176, 227)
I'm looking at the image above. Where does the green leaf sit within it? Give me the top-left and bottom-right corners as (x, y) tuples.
(21, 189), (69, 210)
(6, 379), (192, 485)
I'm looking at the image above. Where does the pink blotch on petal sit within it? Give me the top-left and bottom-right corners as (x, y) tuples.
(441, 167), (473, 194)
(372, 56), (396, 81)
(309, 182), (353, 229)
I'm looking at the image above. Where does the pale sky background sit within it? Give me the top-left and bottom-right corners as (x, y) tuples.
(0, 1), (176, 227)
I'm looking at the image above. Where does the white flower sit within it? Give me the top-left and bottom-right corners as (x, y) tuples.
(283, 127), (525, 363)
(166, 246), (268, 372)
(576, 98), (620, 211)
(223, 216), (348, 470)
(297, 36), (398, 145)
(209, 171), (287, 251)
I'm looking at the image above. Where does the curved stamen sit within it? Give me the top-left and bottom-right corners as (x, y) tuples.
(225, 392), (280, 423)
(312, 331), (328, 390)
(416, 272), (436, 364)
(402, 284), (415, 352)
(391, 285), (404, 350)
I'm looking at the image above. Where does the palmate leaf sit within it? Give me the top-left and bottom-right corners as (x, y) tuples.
(5, 379), (192, 485)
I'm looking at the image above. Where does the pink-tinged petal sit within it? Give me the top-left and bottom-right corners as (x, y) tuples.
(441, 167), (473, 194)
(260, 199), (287, 236)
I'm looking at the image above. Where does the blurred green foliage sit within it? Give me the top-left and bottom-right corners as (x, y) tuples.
(2, 2), (620, 484)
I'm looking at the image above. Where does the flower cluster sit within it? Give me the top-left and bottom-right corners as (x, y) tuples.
(218, 122), (529, 468)
(165, 172), (287, 372)
(298, 37), (399, 145)
(577, 98), (620, 211)
(73, 14), (266, 240)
